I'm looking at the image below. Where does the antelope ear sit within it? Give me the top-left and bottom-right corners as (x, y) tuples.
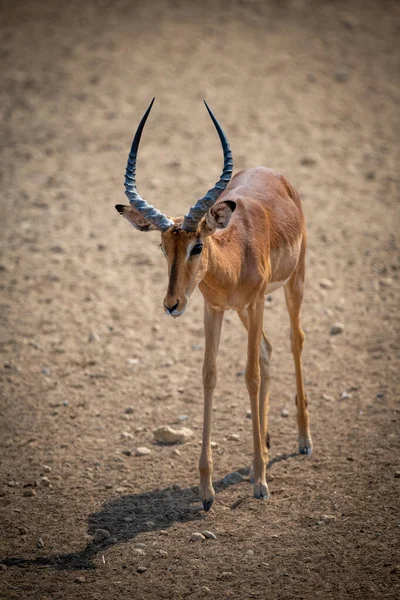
(115, 205), (160, 232)
(205, 200), (236, 231)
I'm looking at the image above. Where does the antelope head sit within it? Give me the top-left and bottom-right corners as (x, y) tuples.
(116, 99), (236, 318)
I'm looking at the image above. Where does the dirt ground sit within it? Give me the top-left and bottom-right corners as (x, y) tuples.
(0, 0), (399, 598)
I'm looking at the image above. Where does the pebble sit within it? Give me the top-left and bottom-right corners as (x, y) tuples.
(133, 547), (146, 555)
(158, 549), (168, 557)
(394, 471), (400, 479)
(125, 406), (135, 414)
(334, 70), (349, 83)
(330, 322), (344, 335)
(379, 277), (393, 287)
(18, 526), (29, 535)
(281, 409), (289, 417)
(145, 521), (155, 528)
(42, 465), (51, 473)
(222, 472), (244, 485)
(126, 358), (140, 365)
(23, 488), (36, 497)
(202, 586), (211, 594)
(159, 530), (169, 536)
(122, 450), (132, 457)
(37, 537), (45, 548)
(321, 514), (336, 521)
(177, 414), (188, 422)
(137, 566), (147, 574)
(321, 393), (333, 401)
(153, 425), (193, 444)
(38, 476), (51, 487)
(227, 433), (240, 442)
(190, 532), (205, 542)
(121, 431), (134, 440)
(340, 391), (352, 400)
(210, 441), (218, 449)
(245, 549), (255, 556)
(74, 575), (86, 583)
(300, 156), (317, 167)
(93, 529), (110, 543)
(41, 367), (51, 376)
(319, 278), (333, 289)
(88, 332), (100, 343)
(135, 447), (151, 456)
(172, 448), (181, 456)
(202, 530), (216, 540)
(246, 409), (251, 419)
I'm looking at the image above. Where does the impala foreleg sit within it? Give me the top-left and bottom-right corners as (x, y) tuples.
(238, 309), (272, 463)
(199, 304), (224, 511)
(246, 299), (269, 500)
(284, 255), (312, 455)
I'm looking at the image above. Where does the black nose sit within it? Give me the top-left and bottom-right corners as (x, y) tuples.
(165, 301), (179, 314)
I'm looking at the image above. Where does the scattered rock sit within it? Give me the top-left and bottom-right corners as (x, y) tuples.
(93, 529), (110, 543)
(172, 448), (181, 456)
(334, 70), (349, 83)
(246, 409), (251, 419)
(126, 358), (139, 365)
(125, 406), (135, 414)
(365, 170), (376, 181)
(41, 367), (51, 376)
(319, 278), (333, 289)
(210, 441), (218, 449)
(321, 514), (336, 522)
(330, 323), (344, 335)
(177, 387), (185, 394)
(379, 277), (393, 287)
(177, 414), (188, 422)
(281, 409), (289, 417)
(202, 586), (211, 593)
(340, 391), (352, 400)
(300, 156), (317, 167)
(158, 549), (168, 557)
(202, 530), (216, 539)
(137, 566), (147, 573)
(236, 369), (245, 377)
(88, 332), (100, 343)
(135, 447), (151, 456)
(74, 575), (86, 583)
(42, 465), (51, 473)
(321, 393), (333, 401)
(227, 433), (240, 442)
(121, 431), (134, 440)
(222, 472), (244, 486)
(190, 532), (205, 542)
(18, 526), (29, 535)
(153, 425), (193, 445)
(245, 549), (255, 556)
(122, 450), (132, 456)
(38, 476), (51, 487)
(159, 530), (169, 536)
(145, 521), (155, 528)
(133, 547), (146, 555)
(23, 488), (36, 498)
(36, 537), (45, 548)
(340, 13), (358, 29)
(394, 471), (400, 479)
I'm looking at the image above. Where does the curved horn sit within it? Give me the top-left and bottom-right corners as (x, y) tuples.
(124, 98), (174, 231)
(182, 101), (233, 232)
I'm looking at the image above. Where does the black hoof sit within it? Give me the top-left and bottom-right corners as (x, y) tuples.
(202, 498), (214, 512)
(299, 446), (312, 455)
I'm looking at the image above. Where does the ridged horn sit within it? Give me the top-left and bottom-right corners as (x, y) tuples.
(182, 101), (233, 232)
(124, 98), (174, 231)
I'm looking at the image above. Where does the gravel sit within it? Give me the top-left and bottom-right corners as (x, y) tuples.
(135, 447), (151, 456)
(93, 529), (110, 543)
(222, 472), (244, 485)
(330, 322), (344, 335)
(190, 532), (205, 542)
(153, 425), (193, 444)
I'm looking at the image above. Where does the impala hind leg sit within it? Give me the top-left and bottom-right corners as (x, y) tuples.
(238, 310), (272, 464)
(199, 304), (224, 511)
(284, 253), (312, 455)
(245, 299), (269, 499)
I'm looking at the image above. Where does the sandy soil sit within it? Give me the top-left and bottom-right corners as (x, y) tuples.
(0, 1), (399, 598)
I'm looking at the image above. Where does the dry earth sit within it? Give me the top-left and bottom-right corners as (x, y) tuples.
(0, 1), (399, 599)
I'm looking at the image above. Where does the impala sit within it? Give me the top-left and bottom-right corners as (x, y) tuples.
(116, 99), (312, 511)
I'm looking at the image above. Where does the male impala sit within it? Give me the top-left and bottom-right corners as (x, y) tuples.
(116, 99), (312, 511)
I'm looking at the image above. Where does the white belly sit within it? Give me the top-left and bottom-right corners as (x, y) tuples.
(266, 279), (288, 294)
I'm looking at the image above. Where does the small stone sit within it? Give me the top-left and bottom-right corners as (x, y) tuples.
(133, 547), (146, 555)
(191, 344), (203, 351)
(202, 530), (216, 539)
(365, 170), (376, 181)
(121, 431), (134, 440)
(281, 409), (289, 417)
(122, 450), (132, 456)
(36, 537), (45, 548)
(18, 526), (29, 535)
(74, 575), (86, 583)
(93, 528), (110, 543)
(153, 425), (193, 444)
(202, 586), (211, 594)
(38, 476), (51, 487)
(159, 530), (169, 536)
(109, 537), (118, 544)
(41, 367), (51, 376)
(126, 358), (139, 365)
(190, 532), (205, 542)
(123, 517), (133, 522)
(177, 414), (188, 422)
(330, 322), (344, 335)
(334, 70), (349, 83)
(340, 13), (358, 29)
(300, 156), (317, 167)
(340, 391), (352, 400)
(135, 447), (151, 456)
(135, 543), (147, 549)
(0, 564), (7, 571)
(379, 277), (393, 287)
(158, 549), (168, 557)
(227, 433), (240, 442)
(145, 520), (155, 528)
(222, 472), (244, 485)
(137, 566), (147, 573)
(321, 514), (336, 521)
(236, 369), (245, 377)
(394, 471), (400, 479)
(23, 488), (36, 497)
(245, 549), (255, 556)
(210, 441), (218, 449)
(246, 409), (251, 418)
(319, 278), (333, 289)
(88, 332), (100, 343)
(177, 387), (185, 394)
(42, 465), (51, 473)
(125, 406), (134, 414)
(172, 448), (181, 456)
(321, 393), (333, 401)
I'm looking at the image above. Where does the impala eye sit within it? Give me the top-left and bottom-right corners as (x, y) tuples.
(190, 244), (203, 256)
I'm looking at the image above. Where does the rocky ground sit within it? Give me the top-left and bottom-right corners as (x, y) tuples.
(0, 1), (399, 598)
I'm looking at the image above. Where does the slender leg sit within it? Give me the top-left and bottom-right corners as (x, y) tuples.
(199, 303), (224, 511)
(238, 309), (272, 463)
(284, 244), (312, 454)
(246, 298), (269, 499)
